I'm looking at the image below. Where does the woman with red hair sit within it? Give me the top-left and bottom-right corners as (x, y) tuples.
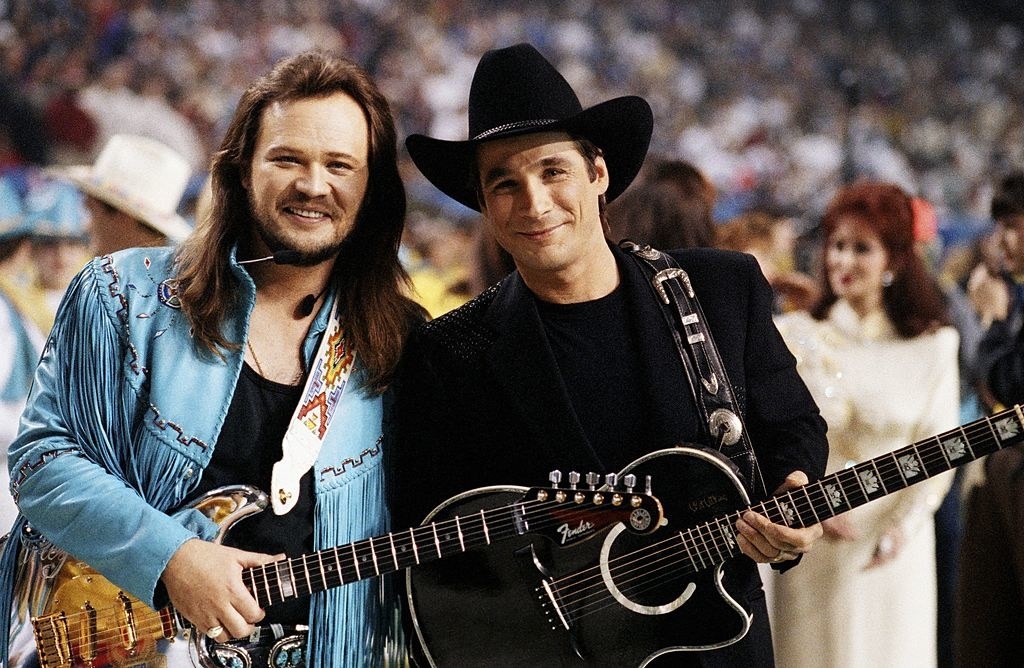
(771, 181), (958, 667)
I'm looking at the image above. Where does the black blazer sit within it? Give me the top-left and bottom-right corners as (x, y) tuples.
(393, 244), (825, 517)
(390, 243), (828, 665)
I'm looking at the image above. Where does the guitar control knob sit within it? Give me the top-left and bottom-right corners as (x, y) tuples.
(548, 470), (562, 487)
(568, 471), (581, 489)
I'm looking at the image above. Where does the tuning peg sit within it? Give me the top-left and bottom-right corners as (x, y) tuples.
(623, 474), (637, 493)
(586, 472), (600, 490)
(548, 471), (562, 487)
(645, 475), (653, 495)
(604, 473), (618, 489)
(568, 471), (580, 490)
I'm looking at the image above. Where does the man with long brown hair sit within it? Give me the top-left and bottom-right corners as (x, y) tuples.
(2, 51), (421, 666)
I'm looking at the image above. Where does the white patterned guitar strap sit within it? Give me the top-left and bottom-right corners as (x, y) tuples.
(271, 301), (356, 514)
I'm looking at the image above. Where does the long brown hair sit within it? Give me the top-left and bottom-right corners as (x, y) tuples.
(810, 180), (949, 338)
(174, 51), (423, 392)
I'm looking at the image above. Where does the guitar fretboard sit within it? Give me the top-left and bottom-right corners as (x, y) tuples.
(239, 487), (656, 607)
(675, 405), (1024, 572)
(242, 513), (498, 606)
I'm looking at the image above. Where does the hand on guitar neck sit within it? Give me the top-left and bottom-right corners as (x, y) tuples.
(161, 538), (281, 641)
(19, 480), (663, 668)
(735, 469), (823, 565)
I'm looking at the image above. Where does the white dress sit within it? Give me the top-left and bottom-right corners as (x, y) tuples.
(771, 301), (959, 668)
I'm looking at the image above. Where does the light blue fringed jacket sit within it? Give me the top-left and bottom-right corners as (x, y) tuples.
(0, 247), (406, 666)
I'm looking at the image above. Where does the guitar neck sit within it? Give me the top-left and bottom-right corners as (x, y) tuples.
(762, 404), (1024, 527)
(236, 485), (659, 608)
(29, 485), (659, 667)
(682, 405), (1024, 567)
(240, 506), (506, 607)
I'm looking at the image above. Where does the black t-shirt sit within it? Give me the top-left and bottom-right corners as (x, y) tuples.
(192, 362), (314, 625)
(535, 284), (655, 469)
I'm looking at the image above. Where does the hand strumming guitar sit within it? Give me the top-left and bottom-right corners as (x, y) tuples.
(160, 538), (282, 641)
(733, 470), (824, 564)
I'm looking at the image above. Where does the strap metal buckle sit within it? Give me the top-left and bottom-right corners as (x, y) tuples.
(652, 268), (695, 303)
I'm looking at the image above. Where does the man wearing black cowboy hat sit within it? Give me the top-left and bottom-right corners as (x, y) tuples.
(392, 43), (828, 666)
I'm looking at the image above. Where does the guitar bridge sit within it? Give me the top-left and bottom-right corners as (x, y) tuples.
(537, 579), (570, 631)
(32, 611), (71, 668)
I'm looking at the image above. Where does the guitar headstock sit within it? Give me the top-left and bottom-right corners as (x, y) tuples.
(522, 471), (664, 548)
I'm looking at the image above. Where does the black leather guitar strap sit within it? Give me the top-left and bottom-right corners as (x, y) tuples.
(622, 240), (767, 497)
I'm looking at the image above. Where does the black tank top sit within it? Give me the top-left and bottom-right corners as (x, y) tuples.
(192, 362), (314, 625)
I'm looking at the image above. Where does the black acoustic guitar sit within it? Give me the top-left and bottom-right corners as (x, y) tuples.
(9, 480), (661, 668)
(408, 406), (1024, 667)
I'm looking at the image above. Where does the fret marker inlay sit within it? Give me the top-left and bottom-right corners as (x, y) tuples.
(857, 469), (880, 494)
(897, 454), (922, 478)
(941, 436), (967, 460)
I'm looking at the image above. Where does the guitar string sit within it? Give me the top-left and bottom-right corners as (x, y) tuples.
(562, 435), (968, 621)
(551, 421), (994, 617)
(537, 510), (751, 620)
(549, 514), (750, 620)
(243, 489), (653, 601)
(37, 414), (1013, 656)
(38, 500), (557, 653)
(37, 498), (566, 652)
(41, 423), (976, 654)
(552, 437), (970, 618)
(35, 494), (648, 655)
(544, 420), (998, 621)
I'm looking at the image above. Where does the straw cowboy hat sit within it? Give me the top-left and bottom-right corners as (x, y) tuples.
(56, 134), (193, 242)
(406, 43), (654, 212)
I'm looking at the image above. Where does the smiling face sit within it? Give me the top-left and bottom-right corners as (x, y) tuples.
(825, 215), (891, 316)
(476, 131), (612, 298)
(244, 92), (370, 266)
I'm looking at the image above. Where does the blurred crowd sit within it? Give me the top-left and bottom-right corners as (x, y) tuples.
(2, 2), (1024, 666)
(3, 1), (1024, 246)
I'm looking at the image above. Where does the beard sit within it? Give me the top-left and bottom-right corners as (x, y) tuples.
(255, 222), (349, 266)
(247, 190), (354, 267)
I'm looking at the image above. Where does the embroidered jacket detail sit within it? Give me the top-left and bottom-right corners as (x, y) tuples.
(103, 256), (209, 450)
(10, 448), (81, 501)
(320, 436), (383, 480)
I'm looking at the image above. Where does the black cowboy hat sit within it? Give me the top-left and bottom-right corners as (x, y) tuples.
(406, 43), (653, 212)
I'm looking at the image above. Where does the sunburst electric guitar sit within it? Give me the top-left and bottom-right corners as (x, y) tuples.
(408, 406), (1024, 667)
(6, 479), (662, 668)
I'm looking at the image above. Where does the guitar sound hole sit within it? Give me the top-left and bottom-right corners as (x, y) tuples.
(605, 531), (695, 608)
